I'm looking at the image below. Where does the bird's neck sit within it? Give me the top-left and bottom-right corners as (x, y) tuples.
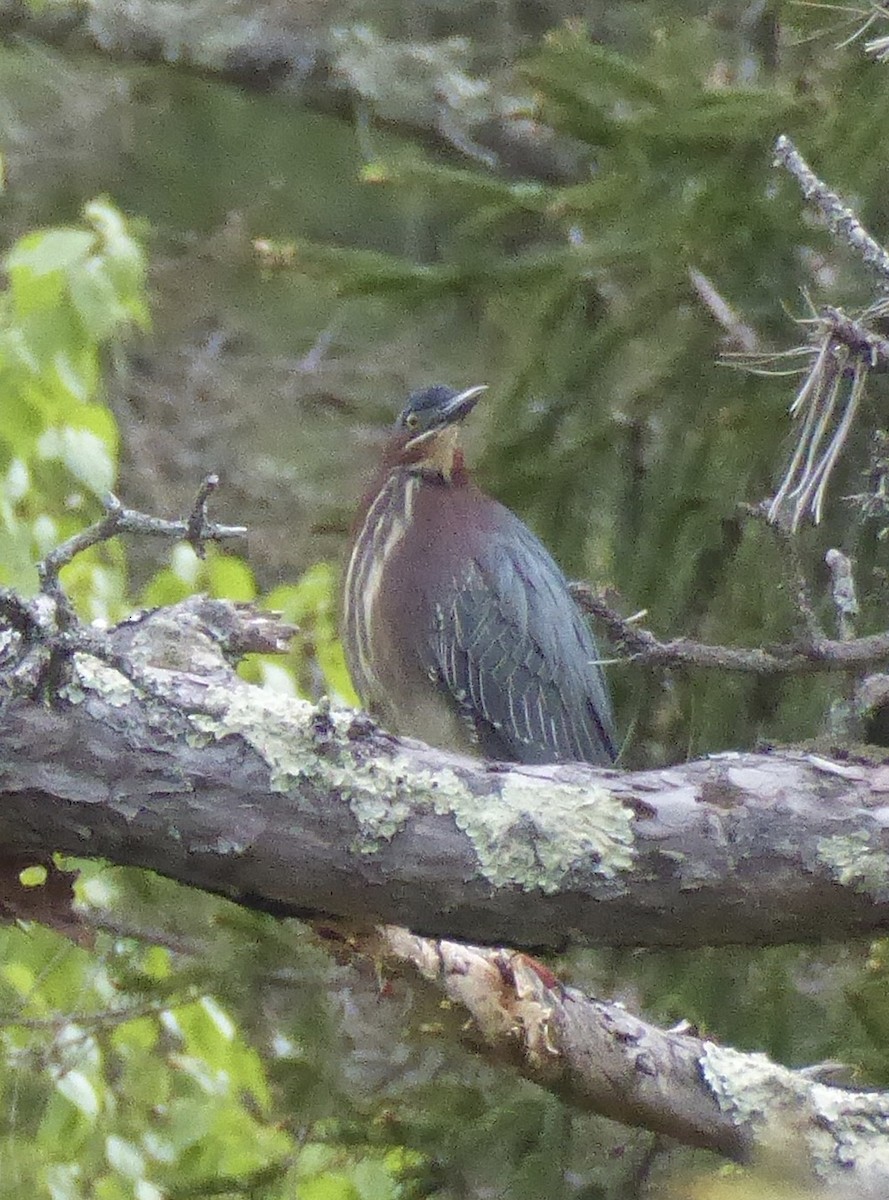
(444, 446), (469, 486)
(408, 449), (469, 487)
(353, 447), (469, 537)
(385, 427), (469, 486)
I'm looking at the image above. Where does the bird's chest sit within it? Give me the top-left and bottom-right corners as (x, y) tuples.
(343, 473), (475, 739)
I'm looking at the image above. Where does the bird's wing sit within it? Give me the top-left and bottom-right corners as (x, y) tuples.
(417, 518), (616, 765)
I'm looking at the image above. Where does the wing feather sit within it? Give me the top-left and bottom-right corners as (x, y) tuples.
(415, 511), (615, 765)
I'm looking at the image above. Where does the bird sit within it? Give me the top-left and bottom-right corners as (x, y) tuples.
(342, 384), (616, 765)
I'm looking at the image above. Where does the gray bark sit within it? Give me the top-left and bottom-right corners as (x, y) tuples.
(372, 928), (889, 1194)
(0, 0), (583, 182)
(2, 598), (889, 952)
(4, 594), (889, 1189)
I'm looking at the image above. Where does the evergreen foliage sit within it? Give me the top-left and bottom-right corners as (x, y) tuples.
(3, 4), (889, 1197)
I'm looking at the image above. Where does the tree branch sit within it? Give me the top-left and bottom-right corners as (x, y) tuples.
(572, 582), (889, 675)
(4, 593), (889, 1185)
(764, 137), (889, 530)
(4, 594), (889, 953)
(773, 135), (889, 286)
(39, 476), (246, 594)
(0, 1), (583, 184)
(362, 927), (889, 1190)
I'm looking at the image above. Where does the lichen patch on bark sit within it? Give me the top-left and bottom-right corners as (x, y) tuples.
(816, 831), (889, 900)
(443, 772), (634, 894)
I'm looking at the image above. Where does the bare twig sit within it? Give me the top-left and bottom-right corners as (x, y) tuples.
(571, 582), (889, 675)
(773, 135), (889, 285)
(765, 138), (889, 529)
(4, 481), (249, 703)
(866, 15), (889, 62)
(688, 267), (759, 352)
(39, 476), (247, 595)
(185, 473), (226, 558)
(768, 312), (873, 530)
(821, 304), (889, 369)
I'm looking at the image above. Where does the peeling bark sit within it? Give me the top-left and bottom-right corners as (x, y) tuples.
(2, 599), (889, 953)
(367, 929), (889, 1192)
(4, 595), (889, 1188)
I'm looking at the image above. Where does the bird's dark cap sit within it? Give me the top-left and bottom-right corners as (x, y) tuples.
(397, 384), (487, 438)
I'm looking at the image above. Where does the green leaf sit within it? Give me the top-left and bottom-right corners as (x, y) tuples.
(38, 1088), (94, 1153)
(5, 457), (30, 502)
(299, 1175), (361, 1200)
(52, 346), (95, 404)
(0, 380), (42, 459)
(140, 567), (193, 608)
(317, 640), (357, 705)
(352, 1159), (401, 1200)
(262, 564), (358, 702)
(19, 864), (47, 886)
(68, 257), (128, 341)
(66, 402), (119, 455)
(45, 1165), (82, 1200)
(57, 1071), (101, 1121)
(265, 563), (337, 622)
(16, 305), (84, 385)
(105, 1135), (146, 1180)
(2, 960), (35, 996)
(142, 946), (172, 982)
(37, 426), (116, 496)
(94, 1176), (132, 1200)
(205, 553), (256, 601)
(111, 1015), (159, 1056)
(6, 228), (95, 280)
(84, 199), (150, 328)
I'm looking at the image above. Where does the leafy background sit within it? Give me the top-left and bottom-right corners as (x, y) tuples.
(2, 0), (889, 1195)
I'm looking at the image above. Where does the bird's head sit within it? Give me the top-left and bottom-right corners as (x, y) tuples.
(389, 384), (487, 481)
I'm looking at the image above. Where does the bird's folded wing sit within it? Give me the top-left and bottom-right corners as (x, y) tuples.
(418, 526), (615, 765)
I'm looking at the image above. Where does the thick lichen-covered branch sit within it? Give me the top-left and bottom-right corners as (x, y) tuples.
(6, 595), (889, 1187)
(5, 597), (889, 952)
(0, 1), (580, 183)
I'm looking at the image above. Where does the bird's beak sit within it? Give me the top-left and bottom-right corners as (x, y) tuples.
(440, 384), (487, 425)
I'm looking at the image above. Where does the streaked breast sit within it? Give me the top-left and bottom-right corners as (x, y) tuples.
(343, 469), (419, 707)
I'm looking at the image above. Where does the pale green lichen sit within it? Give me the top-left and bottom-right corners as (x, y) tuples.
(66, 654), (137, 708)
(346, 762), (416, 849)
(701, 1041), (889, 1180)
(188, 687), (317, 793)
(806, 1079), (889, 1176)
(63, 637), (633, 892)
(816, 831), (889, 900)
(700, 1041), (795, 1126)
(437, 773), (634, 894)
(185, 685), (418, 848)
(180, 683), (633, 892)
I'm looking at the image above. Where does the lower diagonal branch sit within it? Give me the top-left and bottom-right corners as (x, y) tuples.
(368, 927), (889, 1191)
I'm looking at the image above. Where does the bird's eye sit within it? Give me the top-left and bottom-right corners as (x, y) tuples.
(405, 412), (420, 430)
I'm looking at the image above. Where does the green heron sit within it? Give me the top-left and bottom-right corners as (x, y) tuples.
(343, 384), (616, 765)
